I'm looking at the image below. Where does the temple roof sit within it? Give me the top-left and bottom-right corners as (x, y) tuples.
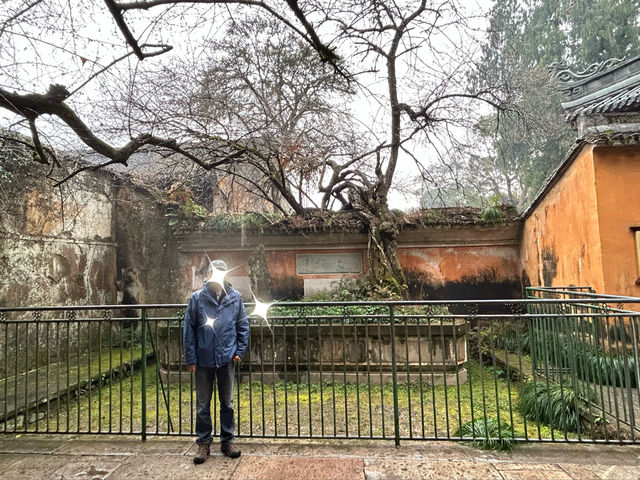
(553, 56), (640, 124)
(565, 83), (640, 122)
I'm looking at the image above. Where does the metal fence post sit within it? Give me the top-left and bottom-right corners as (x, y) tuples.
(389, 305), (400, 446)
(141, 307), (147, 441)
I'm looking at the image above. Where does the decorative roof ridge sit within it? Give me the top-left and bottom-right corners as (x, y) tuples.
(550, 57), (627, 86)
(551, 55), (640, 124)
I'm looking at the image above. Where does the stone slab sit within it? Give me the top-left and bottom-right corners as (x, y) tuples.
(364, 458), (502, 480)
(55, 437), (143, 455)
(558, 464), (640, 480)
(0, 453), (126, 480)
(237, 369), (467, 386)
(138, 438), (193, 455)
(266, 439), (470, 461)
(494, 464), (573, 480)
(233, 456), (364, 480)
(304, 278), (341, 296)
(471, 443), (640, 466)
(0, 453), (27, 469)
(0, 435), (72, 453)
(108, 453), (238, 480)
(296, 253), (362, 274)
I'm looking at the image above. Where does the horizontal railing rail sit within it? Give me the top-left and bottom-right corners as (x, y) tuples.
(0, 295), (638, 445)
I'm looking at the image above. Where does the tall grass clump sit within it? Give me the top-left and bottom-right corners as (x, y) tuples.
(521, 381), (593, 433)
(455, 417), (516, 451)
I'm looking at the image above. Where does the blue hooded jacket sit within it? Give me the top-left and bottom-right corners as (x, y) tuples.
(183, 284), (249, 368)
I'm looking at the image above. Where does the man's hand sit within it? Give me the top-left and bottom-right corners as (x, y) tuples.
(232, 355), (241, 363)
(186, 364), (196, 373)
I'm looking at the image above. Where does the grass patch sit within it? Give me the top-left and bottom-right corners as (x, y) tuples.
(20, 358), (566, 441)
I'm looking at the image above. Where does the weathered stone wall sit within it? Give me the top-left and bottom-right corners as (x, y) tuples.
(0, 162), (179, 374)
(175, 223), (522, 301)
(115, 183), (181, 306)
(0, 167), (117, 307)
(0, 165), (118, 375)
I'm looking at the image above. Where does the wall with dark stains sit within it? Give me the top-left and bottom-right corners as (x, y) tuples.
(521, 143), (640, 298)
(175, 224), (521, 301)
(115, 183), (181, 306)
(592, 145), (640, 297)
(0, 167), (118, 307)
(400, 245), (521, 301)
(0, 165), (179, 309)
(521, 145), (605, 291)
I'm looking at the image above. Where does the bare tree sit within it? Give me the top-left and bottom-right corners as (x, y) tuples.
(1, 0), (505, 296)
(120, 14), (359, 215)
(0, 0), (340, 184)
(303, 0), (505, 292)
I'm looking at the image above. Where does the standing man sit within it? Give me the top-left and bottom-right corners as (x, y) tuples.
(184, 260), (249, 464)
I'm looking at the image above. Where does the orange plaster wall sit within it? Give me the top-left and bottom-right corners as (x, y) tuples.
(521, 145), (605, 290)
(178, 241), (521, 300)
(398, 245), (519, 285)
(592, 146), (640, 297)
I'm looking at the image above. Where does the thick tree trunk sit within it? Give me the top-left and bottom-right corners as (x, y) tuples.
(353, 196), (407, 297)
(366, 216), (407, 297)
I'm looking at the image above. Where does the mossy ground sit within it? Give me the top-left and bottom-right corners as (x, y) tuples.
(25, 358), (565, 441)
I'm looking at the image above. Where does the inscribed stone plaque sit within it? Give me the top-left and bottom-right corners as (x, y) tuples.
(296, 253), (362, 275)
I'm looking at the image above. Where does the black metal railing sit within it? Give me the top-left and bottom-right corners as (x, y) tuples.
(1, 295), (639, 445)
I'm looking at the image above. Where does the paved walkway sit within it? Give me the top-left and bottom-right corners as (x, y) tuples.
(0, 434), (638, 480)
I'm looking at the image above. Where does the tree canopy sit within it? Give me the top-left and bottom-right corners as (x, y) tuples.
(428, 0), (640, 210)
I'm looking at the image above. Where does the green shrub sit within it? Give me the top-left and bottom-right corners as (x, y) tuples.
(479, 195), (504, 223)
(455, 417), (516, 451)
(203, 212), (281, 232)
(575, 349), (637, 388)
(468, 321), (530, 358)
(529, 328), (637, 388)
(267, 277), (450, 323)
(521, 381), (594, 433)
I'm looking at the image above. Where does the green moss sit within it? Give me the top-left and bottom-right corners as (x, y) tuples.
(202, 212), (281, 233)
(28, 358), (566, 441)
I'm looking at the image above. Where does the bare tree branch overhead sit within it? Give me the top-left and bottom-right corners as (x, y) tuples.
(1, 0), (507, 295)
(0, 0), (341, 179)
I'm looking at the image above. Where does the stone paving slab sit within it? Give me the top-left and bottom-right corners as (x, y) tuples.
(364, 458), (503, 480)
(0, 434), (73, 453)
(557, 464), (640, 480)
(494, 464), (573, 480)
(0, 435), (639, 480)
(138, 437), (194, 455)
(55, 437), (144, 456)
(107, 454), (238, 480)
(234, 456), (364, 480)
(0, 453), (126, 480)
(459, 442), (640, 466)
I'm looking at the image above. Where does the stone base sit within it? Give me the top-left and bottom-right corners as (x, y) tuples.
(159, 367), (467, 386)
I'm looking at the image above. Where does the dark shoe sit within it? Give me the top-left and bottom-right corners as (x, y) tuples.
(221, 442), (241, 458)
(194, 441), (210, 464)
